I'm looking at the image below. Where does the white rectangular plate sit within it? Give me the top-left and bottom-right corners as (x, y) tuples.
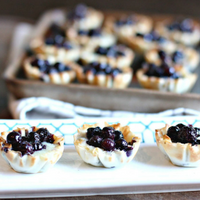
(1, 117), (200, 198)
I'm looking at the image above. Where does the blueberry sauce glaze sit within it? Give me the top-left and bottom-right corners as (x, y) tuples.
(144, 62), (180, 78)
(167, 18), (194, 32)
(83, 62), (122, 77)
(5, 127), (54, 156)
(30, 58), (71, 74)
(136, 31), (166, 43)
(95, 46), (125, 57)
(167, 123), (200, 145)
(86, 126), (136, 157)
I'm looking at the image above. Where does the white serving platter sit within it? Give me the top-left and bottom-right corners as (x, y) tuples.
(1, 117), (200, 198)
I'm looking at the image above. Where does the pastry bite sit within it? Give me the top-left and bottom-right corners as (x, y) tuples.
(30, 23), (80, 62)
(136, 62), (197, 93)
(66, 27), (116, 50)
(156, 18), (200, 46)
(66, 4), (104, 30)
(74, 122), (141, 168)
(23, 55), (77, 84)
(75, 61), (133, 88)
(145, 48), (200, 71)
(155, 123), (200, 167)
(121, 30), (177, 54)
(105, 14), (153, 38)
(80, 44), (135, 69)
(0, 127), (64, 173)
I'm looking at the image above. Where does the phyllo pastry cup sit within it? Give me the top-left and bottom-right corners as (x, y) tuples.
(66, 4), (104, 30)
(74, 122), (141, 168)
(155, 124), (200, 167)
(136, 63), (197, 93)
(105, 14), (153, 38)
(145, 47), (199, 72)
(80, 44), (135, 69)
(156, 18), (200, 46)
(0, 127), (64, 173)
(23, 55), (78, 84)
(75, 62), (133, 88)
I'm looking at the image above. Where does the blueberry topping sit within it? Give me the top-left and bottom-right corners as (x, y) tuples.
(78, 28), (101, 37)
(115, 138), (128, 150)
(144, 63), (180, 78)
(28, 132), (40, 142)
(30, 58), (71, 74)
(84, 62), (122, 77)
(87, 135), (103, 147)
(115, 16), (134, 26)
(167, 124), (200, 145)
(5, 127), (55, 156)
(101, 127), (115, 139)
(7, 131), (22, 144)
(136, 31), (166, 43)
(54, 62), (71, 72)
(31, 58), (50, 72)
(101, 138), (115, 151)
(167, 18), (194, 32)
(172, 51), (184, 63)
(126, 146), (133, 157)
(68, 4), (87, 20)
(95, 46), (125, 57)
(19, 141), (34, 156)
(86, 126), (135, 156)
(114, 130), (124, 140)
(86, 127), (101, 139)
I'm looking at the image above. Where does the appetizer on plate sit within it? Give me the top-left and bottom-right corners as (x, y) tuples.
(121, 30), (177, 54)
(66, 4), (104, 30)
(155, 123), (200, 167)
(23, 55), (77, 84)
(105, 14), (153, 38)
(66, 27), (116, 50)
(136, 62), (197, 93)
(74, 122), (141, 168)
(75, 61), (133, 88)
(80, 44), (135, 69)
(145, 48), (200, 71)
(156, 18), (200, 46)
(0, 127), (64, 173)
(30, 23), (80, 62)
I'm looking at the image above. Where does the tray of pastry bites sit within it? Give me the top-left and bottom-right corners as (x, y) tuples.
(4, 4), (200, 112)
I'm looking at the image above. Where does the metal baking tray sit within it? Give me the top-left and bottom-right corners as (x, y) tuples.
(3, 8), (200, 112)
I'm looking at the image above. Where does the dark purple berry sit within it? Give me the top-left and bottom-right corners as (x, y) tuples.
(126, 146), (133, 157)
(19, 141), (34, 156)
(176, 123), (186, 129)
(114, 130), (124, 140)
(3, 147), (8, 153)
(177, 126), (197, 144)
(36, 128), (50, 142)
(87, 135), (103, 147)
(167, 126), (180, 142)
(54, 62), (71, 72)
(101, 138), (115, 151)
(21, 136), (29, 142)
(44, 134), (54, 143)
(86, 127), (101, 139)
(28, 132), (40, 142)
(101, 127), (115, 139)
(115, 138), (128, 150)
(7, 131), (22, 144)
